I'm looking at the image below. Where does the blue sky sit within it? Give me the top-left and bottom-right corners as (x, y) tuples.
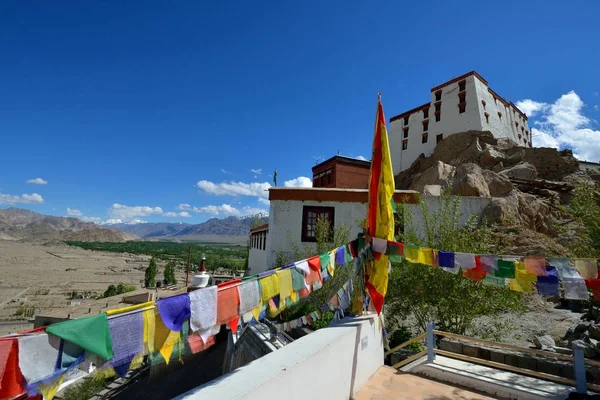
(1, 1), (599, 223)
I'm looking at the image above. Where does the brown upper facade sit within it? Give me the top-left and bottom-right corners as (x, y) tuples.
(312, 155), (371, 189)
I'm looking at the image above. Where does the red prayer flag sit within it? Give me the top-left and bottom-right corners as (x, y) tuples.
(307, 256), (321, 271)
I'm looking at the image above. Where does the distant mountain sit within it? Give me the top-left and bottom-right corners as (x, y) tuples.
(0, 208), (137, 242)
(109, 222), (191, 238)
(108, 216), (267, 238)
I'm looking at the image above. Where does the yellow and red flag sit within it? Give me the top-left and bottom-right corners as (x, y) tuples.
(365, 94), (395, 315)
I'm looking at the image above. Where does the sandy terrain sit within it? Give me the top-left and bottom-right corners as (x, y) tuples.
(0, 240), (183, 335)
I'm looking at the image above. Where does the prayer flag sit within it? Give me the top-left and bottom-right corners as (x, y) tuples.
(238, 280), (261, 315)
(277, 269), (293, 301)
(294, 260), (310, 275)
(509, 262), (537, 293)
(364, 95), (395, 315)
(483, 271), (506, 287)
(335, 246), (346, 266)
(405, 245), (419, 263)
(189, 286), (217, 333)
(574, 258), (598, 279)
(46, 313), (113, 360)
(563, 277), (589, 300)
(291, 268), (307, 292)
(463, 258), (486, 282)
(549, 258), (578, 279)
(308, 256), (321, 271)
(496, 260), (516, 279)
(108, 312), (144, 377)
(537, 266), (559, 297)
(586, 279), (600, 300)
(418, 247), (434, 266)
(455, 252), (476, 270)
(0, 339), (25, 399)
(260, 273), (280, 302)
(216, 286), (240, 331)
(372, 237), (387, 254)
(387, 241), (404, 262)
(328, 251), (336, 276)
(480, 255), (499, 272)
(156, 294), (191, 332)
(438, 251), (455, 269)
(524, 256), (547, 276)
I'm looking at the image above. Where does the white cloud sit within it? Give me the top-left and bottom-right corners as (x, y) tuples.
(193, 203), (267, 217)
(81, 216), (102, 224)
(258, 198), (270, 206)
(26, 178), (48, 185)
(109, 204), (163, 219)
(220, 168), (232, 174)
(0, 193), (44, 205)
(164, 211), (192, 218)
(196, 180), (271, 199)
(102, 218), (147, 225)
(284, 176), (313, 188)
(250, 168), (262, 175)
(594, 105), (599, 112)
(519, 91), (600, 162)
(177, 203), (191, 211)
(66, 208), (83, 217)
(354, 155), (368, 161)
(514, 99), (548, 118)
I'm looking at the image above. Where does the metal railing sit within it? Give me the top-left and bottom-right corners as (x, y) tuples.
(387, 322), (600, 394)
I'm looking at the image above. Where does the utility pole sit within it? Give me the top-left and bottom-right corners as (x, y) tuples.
(186, 246), (191, 287)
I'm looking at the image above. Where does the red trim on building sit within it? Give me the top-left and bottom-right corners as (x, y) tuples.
(268, 188), (420, 204)
(390, 102), (430, 122)
(250, 223), (269, 233)
(430, 71), (488, 93)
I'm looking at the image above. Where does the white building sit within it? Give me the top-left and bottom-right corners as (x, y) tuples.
(247, 223), (268, 275)
(389, 71), (531, 174)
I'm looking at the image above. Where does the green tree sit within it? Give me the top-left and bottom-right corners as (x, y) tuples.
(145, 257), (157, 288)
(103, 285), (118, 298)
(163, 260), (177, 285)
(386, 191), (524, 337)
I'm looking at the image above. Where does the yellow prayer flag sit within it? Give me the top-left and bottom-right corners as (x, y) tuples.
(276, 269), (293, 300)
(260, 273), (280, 302)
(418, 248), (434, 266)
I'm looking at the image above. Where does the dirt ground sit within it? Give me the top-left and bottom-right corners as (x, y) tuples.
(0, 240), (185, 336)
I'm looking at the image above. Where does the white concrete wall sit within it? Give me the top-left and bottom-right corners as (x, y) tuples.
(247, 247), (267, 275)
(174, 315), (384, 400)
(267, 199), (365, 268)
(390, 75), (530, 174)
(580, 161), (600, 171)
(404, 196), (492, 241)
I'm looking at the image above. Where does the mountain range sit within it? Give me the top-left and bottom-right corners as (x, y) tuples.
(107, 215), (266, 238)
(0, 208), (136, 242)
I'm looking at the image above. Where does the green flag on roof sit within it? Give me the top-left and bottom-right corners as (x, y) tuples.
(46, 313), (113, 360)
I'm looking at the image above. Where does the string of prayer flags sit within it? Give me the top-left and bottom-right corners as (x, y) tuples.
(524, 256), (547, 276)
(157, 294), (191, 332)
(575, 258), (598, 279)
(537, 267), (560, 297)
(46, 313), (113, 360)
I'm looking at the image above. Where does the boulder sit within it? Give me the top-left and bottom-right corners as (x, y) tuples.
(482, 170), (513, 197)
(451, 163), (491, 197)
(480, 146), (506, 169)
(409, 161), (455, 192)
(423, 185), (442, 196)
(500, 161), (538, 180)
(589, 324), (600, 341)
(482, 192), (554, 233)
(533, 335), (556, 350)
(504, 148), (526, 168)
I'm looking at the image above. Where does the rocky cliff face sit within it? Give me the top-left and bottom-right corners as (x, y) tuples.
(395, 131), (600, 255)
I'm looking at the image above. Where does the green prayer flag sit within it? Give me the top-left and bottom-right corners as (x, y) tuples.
(496, 260), (516, 279)
(344, 245), (352, 263)
(387, 242), (404, 263)
(483, 271), (507, 287)
(319, 254), (330, 272)
(291, 268), (306, 292)
(47, 313), (113, 360)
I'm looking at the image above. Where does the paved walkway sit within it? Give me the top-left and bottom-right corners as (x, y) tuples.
(354, 366), (496, 400)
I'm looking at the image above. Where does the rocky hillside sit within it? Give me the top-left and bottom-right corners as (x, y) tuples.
(0, 208), (136, 242)
(109, 216), (267, 238)
(396, 131), (600, 255)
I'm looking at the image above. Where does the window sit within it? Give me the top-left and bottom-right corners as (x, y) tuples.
(435, 90), (442, 102)
(484, 112), (489, 124)
(498, 112), (502, 121)
(402, 140), (408, 150)
(327, 172), (332, 184)
(423, 108), (429, 119)
(521, 126), (525, 133)
(403, 116), (409, 125)
(301, 206), (334, 242)
(422, 120), (429, 132)
(525, 130), (529, 136)
(458, 80), (466, 92)
(403, 127), (409, 138)
(436, 134), (443, 144)
(434, 102), (441, 122)
(481, 100), (486, 110)
(515, 121), (519, 128)
(422, 133), (428, 144)
(458, 102), (466, 113)
(518, 133), (522, 139)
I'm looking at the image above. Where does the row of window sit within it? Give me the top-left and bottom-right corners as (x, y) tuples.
(250, 230), (267, 250)
(402, 133), (444, 150)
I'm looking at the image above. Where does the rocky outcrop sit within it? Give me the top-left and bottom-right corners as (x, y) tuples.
(500, 161), (538, 180)
(482, 192), (555, 234)
(451, 163), (490, 197)
(479, 146), (506, 169)
(409, 161), (455, 192)
(482, 170), (513, 197)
